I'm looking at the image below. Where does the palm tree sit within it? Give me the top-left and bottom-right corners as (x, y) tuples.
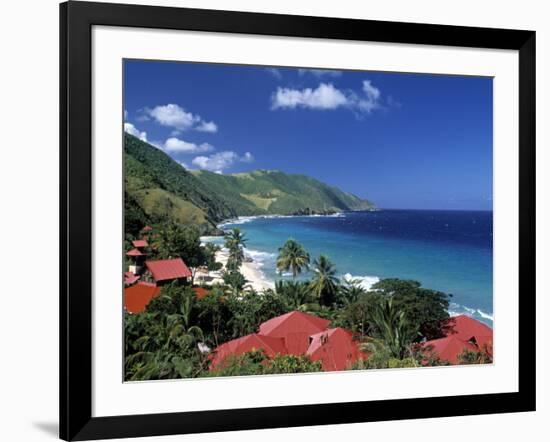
(339, 278), (366, 306)
(276, 239), (310, 279)
(309, 255), (340, 306)
(371, 298), (416, 359)
(224, 228), (248, 250)
(224, 228), (247, 271)
(274, 280), (311, 310)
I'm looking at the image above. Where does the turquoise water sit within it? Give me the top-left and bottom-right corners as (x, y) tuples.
(217, 210), (493, 324)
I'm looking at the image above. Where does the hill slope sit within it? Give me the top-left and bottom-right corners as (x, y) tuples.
(192, 169), (374, 216)
(124, 134), (374, 233)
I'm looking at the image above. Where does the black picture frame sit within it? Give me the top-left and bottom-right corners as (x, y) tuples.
(60, 1), (536, 440)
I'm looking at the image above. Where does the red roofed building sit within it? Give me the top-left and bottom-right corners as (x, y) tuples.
(132, 239), (149, 249)
(307, 328), (362, 371)
(126, 248), (144, 257)
(126, 248), (146, 275)
(422, 315), (493, 364)
(141, 225), (153, 232)
(145, 258), (192, 285)
(259, 311), (330, 354)
(124, 271), (140, 286)
(124, 282), (161, 314)
(193, 287), (209, 300)
(209, 311), (367, 372)
(209, 334), (288, 370)
(446, 314), (493, 342)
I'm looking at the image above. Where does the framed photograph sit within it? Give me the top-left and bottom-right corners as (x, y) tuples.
(60, 1), (536, 440)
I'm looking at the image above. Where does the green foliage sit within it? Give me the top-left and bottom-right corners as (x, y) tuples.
(457, 348), (492, 365)
(370, 298), (417, 359)
(224, 228), (247, 272)
(227, 289), (290, 338)
(272, 280), (313, 310)
(309, 255), (340, 306)
(335, 291), (381, 337)
(124, 284), (207, 381)
(223, 271), (248, 296)
(207, 349), (322, 377)
(152, 224), (201, 262)
(352, 337), (418, 370)
(124, 133), (236, 233)
(337, 278), (367, 307)
(263, 353), (323, 374)
(195, 285), (233, 347)
(203, 242), (222, 272)
(371, 279), (451, 340)
(277, 239), (310, 278)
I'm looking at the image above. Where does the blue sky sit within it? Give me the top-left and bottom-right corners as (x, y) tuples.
(124, 60), (493, 210)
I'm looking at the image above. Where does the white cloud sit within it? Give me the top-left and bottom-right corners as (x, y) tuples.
(357, 80), (381, 113)
(124, 122), (147, 142)
(298, 68), (342, 78)
(146, 103), (218, 132)
(196, 121), (218, 133)
(192, 151), (254, 173)
(163, 137), (214, 154)
(271, 80), (383, 115)
(271, 83), (348, 110)
(124, 109), (128, 119)
(178, 161), (191, 170)
(241, 152), (254, 163)
(265, 68), (282, 79)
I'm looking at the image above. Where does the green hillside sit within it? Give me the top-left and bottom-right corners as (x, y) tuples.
(192, 169), (374, 215)
(124, 134), (237, 234)
(124, 134), (374, 234)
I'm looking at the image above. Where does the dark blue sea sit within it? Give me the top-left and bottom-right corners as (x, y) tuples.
(213, 210), (493, 324)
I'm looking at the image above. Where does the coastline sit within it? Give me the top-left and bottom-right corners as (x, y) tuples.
(197, 238), (275, 292)
(201, 213), (494, 325)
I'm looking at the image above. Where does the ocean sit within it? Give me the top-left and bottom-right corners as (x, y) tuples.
(214, 209), (493, 325)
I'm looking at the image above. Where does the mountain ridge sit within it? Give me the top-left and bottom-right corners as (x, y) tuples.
(124, 134), (374, 234)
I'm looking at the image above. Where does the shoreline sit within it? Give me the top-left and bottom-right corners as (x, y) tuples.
(200, 214), (494, 324)
(196, 241), (275, 292)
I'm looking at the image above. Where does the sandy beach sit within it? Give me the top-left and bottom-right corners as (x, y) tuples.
(196, 242), (275, 292)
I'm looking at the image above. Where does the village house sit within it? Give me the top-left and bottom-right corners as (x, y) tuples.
(143, 258), (192, 286)
(422, 315), (493, 364)
(209, 311), (367, 372)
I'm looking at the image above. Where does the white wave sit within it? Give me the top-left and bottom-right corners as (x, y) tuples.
(342, 272), (380, 291)
(218, 216), (258, 228)
(244, 249), (277, 269)
(448, 302), (493, 323)
(476, 309), (494, 321)
(218, 212), (345, 228)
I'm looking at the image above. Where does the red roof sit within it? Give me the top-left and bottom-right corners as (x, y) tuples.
(259, 311), (330, 354)
(145, 258), (192, 282)
(126, 248), (144, 257)
(422, 315), (493, 364)
(307, 328), (364, 371)
(141, 225), (153, 232)
(132, 239), (149, 248)
(209, 311), (365, 372)
(124, 272), (140, 286)
(423, 335), (478, 364)
(124, 282), (161, 314)
(193, 287), (209, 300)
(445, 315), (493, 341)
(209, 334), (287, 369)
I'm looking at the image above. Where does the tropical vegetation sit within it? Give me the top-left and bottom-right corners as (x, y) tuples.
(124, 222), (487, 381)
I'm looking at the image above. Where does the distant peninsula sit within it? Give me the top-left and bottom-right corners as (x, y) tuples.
(124, 133), (374, 235)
